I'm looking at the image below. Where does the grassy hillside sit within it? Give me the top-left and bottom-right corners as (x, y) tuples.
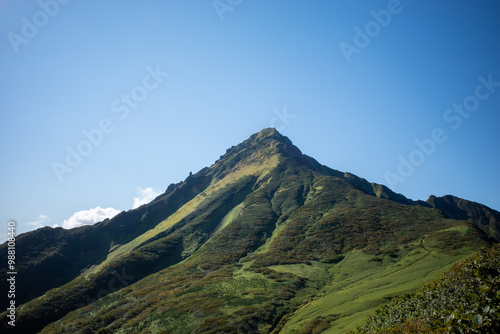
(350, 243), (500, 333)
(1, 128), (497, 333)
(36, 164), (489, 333)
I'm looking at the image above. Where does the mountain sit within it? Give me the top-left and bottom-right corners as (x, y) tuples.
(1, 128), (499, 333)
(426, 194), (500, 241)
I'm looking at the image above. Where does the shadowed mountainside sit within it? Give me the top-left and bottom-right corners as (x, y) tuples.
(427, 194), (500, 241)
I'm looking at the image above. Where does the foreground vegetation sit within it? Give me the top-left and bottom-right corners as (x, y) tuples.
(351, 243), (500, 334)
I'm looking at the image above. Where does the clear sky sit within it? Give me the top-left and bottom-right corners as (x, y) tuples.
(1, 0), (499, 240)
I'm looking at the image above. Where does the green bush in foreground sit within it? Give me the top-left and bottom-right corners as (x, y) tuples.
(351, 243), (500, 334)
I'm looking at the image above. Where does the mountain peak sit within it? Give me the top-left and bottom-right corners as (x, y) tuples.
(255, 127), (280, 137)
(216, 128), (300, 164)
(246, 127), (293, 146)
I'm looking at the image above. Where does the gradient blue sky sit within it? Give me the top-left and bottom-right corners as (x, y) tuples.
(1, 0), (499, 240)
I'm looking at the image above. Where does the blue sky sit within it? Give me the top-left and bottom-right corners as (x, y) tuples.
(1, 0), (499, 240)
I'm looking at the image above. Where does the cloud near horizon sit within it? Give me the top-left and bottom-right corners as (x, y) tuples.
(26, 214), (51, 229)
(59, 186), (162, 230)
(62, 207), (121, 229)
(132, 186), (163, 209)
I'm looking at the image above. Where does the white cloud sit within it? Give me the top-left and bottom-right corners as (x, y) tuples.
(132, 186), (162, 209)
(62, 207), (120, 229)
(39, 186), (161, 232)
(27, 214), (51, 229)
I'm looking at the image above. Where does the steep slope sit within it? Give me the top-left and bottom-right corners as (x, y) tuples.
(427, 194), (500, 241)
(0, 164), (215, 308)
(1, 128), (498, 333)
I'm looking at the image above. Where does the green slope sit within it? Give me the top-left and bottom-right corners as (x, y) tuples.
(350, 243), (500, 333)
(1, 128), (498, 334)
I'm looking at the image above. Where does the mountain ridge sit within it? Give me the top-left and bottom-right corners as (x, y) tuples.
(1, 128), (499, 333)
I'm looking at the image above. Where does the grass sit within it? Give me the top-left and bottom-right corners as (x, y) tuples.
(90, 155), (280, 274)
(351, 243), (500, 333)
(210, 269), (276, 295)
(271, 226), (479, 333)
(212, 202), (246, 237)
